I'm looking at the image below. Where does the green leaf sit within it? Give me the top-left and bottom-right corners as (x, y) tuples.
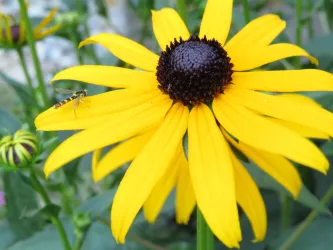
(6, 222), (74, 250)
(305, 33), (333, 57)
(245, 162), (331, 215)
(0, 108), (21, 134)
(80, 222), (145, 250)
(0, 222), (18, 249)
(321, 140), (333, 156)
(3, 172), (42, 239)
(0, 72), (33, 107)
(78, 189), (116, 218)
(270, 218), (333, 250)
(40, 204), (61, 218)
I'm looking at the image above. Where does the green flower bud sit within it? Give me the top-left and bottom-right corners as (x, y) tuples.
(73, 212), (92, 238)
(0, 130), (38, 168)
(55, 12), (84, 27)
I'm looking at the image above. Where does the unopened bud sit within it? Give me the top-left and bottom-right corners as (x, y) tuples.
(0, 130), (38, 168)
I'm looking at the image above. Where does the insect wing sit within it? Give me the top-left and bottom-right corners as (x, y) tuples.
(55, 88), (76, 95)
(72, 97), (80, 109)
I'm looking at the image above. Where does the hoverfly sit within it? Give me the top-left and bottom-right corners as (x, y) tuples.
(54, 88), (88, 117)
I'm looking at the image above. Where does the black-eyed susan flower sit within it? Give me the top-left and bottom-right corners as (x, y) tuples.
(35, 0), (333, 247)
(0, 7), (60, 48)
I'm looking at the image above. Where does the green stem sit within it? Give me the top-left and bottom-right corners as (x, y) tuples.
(197, 208), (214, 250)
(30, 171), (72, 250)
(295, 0), (303, 68)
(18, 0), (50, 108)
(68, 27), (84, 65)
(176, 0), (187, 25)
(75, 0), (100, 64)
(278, 185), (333, 250)
(281, 195), (292, 232)
(16, 46), (40, 110)
(306, 0), (314, 39)
(241, 0), (251, 24)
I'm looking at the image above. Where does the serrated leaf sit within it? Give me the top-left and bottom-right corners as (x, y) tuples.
(3, 172), (42, 239)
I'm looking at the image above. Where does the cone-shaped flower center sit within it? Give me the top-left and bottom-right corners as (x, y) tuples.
(2, 24), (21, 44)
(156, 36), (233, 106)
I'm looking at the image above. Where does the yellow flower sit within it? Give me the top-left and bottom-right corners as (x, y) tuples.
(0, 7), (60, 48)
(35, 0), (333, 247)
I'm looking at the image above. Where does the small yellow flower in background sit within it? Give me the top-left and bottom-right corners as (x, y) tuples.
(0, 6), (60, 48)
(35, 0), (333, 248)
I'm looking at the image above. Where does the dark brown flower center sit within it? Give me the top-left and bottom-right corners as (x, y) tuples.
(156, 36), (233, 106)
(2, 24), (21, 44)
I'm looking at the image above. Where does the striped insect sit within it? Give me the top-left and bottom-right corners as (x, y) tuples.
(54, 88), (88, 117)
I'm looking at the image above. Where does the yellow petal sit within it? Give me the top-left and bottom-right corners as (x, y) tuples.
(111, 103), (189, 243)
(188, 104), (241, 248)
(50, 65), (156, 89)
(143, 148), (181, 223)
(43, 97), (172, 177)
(276, 94), (321, 107)
(229, 43), (318, 71)
(0, 14), (4, 40)
(213, 96), (328, 173)
(35, 88), (163, 131)
(4, 15), (13, 44)
(224, 130), (302, 198)
(199, 0), (233, 45)
(268, 94), (329, 139)
(269, 118), (329, 139)
(34, 24), (61, 39)
(79, 34), (159, 72)
(152, 8), (190, 51)
(225, 85), (333, 137)
(225, 14), (285, 51)
(93, 131), (154, 182)
(33, 8), (58, 34)
(92, 148), (102, 174)
(18, 13), (26, 43)
(233, 70), (333, 92)
(230, 151), (267, 242)
(176, 150), (196, 224)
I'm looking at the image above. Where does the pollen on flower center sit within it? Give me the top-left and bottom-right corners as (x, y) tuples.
(156, 36), (233, 106)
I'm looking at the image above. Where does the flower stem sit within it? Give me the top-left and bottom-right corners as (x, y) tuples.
(30, 170), (72, 250)
(241, 0), (251, 24)
(306, 0), (314, 39)
(295, 0), (303, 68)
(278, 184), (333, 250)
(75, 0), (100, 65)
(281, 195), (292, 232)
(18, 0), (50, 108)
(197, 208), (214, 250)
(176, 0), (187, 25)
(16, 46), (40, 109)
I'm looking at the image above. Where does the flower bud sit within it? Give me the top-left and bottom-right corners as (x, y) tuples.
(0, 130), (38, 168)
(73, 212), (92, 238)
(1, 24), (21, 45)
